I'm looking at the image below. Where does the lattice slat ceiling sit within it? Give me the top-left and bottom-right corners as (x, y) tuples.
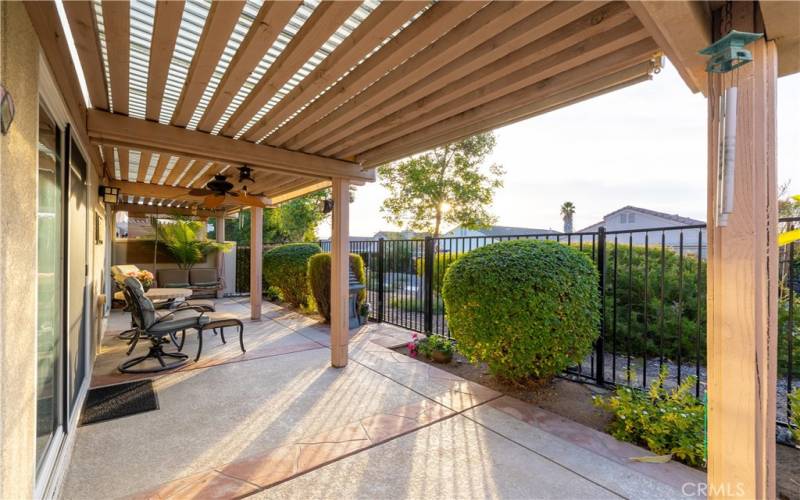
(62, 0), (662, 208)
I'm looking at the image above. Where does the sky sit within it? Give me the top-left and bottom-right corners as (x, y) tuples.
(318, 61), (800, 238)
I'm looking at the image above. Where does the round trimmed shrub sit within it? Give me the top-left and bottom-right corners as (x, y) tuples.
(307, 253), (366, 322)
(442, 239), (599, 382)
(263, 243), (321, 307)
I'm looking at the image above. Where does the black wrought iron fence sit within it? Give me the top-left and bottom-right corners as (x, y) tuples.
(319, 219), (797, 428)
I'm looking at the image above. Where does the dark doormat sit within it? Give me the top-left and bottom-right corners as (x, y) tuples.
(79, 380), (159, 426)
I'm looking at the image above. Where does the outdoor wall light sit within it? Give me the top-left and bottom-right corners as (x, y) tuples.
(99, 185), (120, 204)
(0, 84), (14, 135)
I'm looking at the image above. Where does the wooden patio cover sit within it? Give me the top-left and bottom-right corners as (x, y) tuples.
(28, 0), (664, 209)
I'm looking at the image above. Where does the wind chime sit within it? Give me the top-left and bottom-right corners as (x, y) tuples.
(698, 11), (762, 227)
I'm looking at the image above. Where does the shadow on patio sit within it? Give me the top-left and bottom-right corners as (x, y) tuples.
(63, 299), (705, 499)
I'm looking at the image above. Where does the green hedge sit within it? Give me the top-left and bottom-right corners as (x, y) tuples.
(415, 253), (458, 294)
(307, 253), (366, 322)
(442, 240), (600, 381)
(583, 243), (706, 365)
(263, 243), (321, 307)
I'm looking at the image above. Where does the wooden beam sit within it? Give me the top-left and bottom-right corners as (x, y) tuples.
(102, 0), (130, 115)
(171, 1), (245, 127)
(759, 0), (800, 77)
(269, 180), (331, 205)
(282, 1), (542, 151)
(118, 147), (130, 181)
(326, 3), (637, 158)
(149, 154), (172, 185)
(62, 0), (109, 110)
(179, 160), (210, 187)
(355, 36), (656, 165)
(219, 1), (361, 137)
(163, 157), (192, 186)
(136, 151), (152, 183)
(706, 9), (777, 497)
(330, 178), (349, 367)
(196, 1), (301, 132)
(358, 39), (657, 166)
(24, 1), (104, 174)
(363, 62), (654, 167)
(109, 179), (193, 200)
(146, 0), (185, 121)
(117, 202), (217, 218)
(627, 1), (710, 94)
(257, 1), (486, 145)
(250, 207), (263, 320)
(237, 0), (423, 141)
(102, 145), (115, 178)
(87, 110), (373, 181)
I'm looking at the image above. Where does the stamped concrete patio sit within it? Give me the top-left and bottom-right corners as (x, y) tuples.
(63, 299), (705, 499)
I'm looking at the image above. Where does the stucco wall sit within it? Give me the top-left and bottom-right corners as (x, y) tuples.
(0, 2), (39, 498)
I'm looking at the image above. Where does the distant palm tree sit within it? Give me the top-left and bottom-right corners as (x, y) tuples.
(560, 202), (575, 233)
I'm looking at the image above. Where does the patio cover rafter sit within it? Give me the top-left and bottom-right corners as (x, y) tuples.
(86, 110), (373, 182)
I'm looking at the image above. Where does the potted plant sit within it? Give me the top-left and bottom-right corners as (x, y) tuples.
(407, 333), (454, 364)
(152, 218), (232, 270)
(359, 302), (370, 325)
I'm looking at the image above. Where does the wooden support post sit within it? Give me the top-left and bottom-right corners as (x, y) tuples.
(216, 211), (226, 299)
(250, 207), (263, 320)
(330, 178), (350, 367)
(706, 6), (778, 497)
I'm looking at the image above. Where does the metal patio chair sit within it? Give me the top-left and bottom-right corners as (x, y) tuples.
(119, 277), (210, 373)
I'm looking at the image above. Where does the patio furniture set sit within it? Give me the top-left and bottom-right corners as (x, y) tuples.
(111, 265), (246, 374)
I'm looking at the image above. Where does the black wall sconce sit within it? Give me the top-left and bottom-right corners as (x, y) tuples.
(99, 185), (120, 204)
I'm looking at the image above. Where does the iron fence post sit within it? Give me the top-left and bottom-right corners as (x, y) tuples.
(424, 236), (434, 334)
(377, 238), (385, 323)
(595, 227), (607, 386)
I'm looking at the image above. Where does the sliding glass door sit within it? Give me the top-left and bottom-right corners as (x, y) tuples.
(36, 105), (64, 470)
(65, 130), (89, 412)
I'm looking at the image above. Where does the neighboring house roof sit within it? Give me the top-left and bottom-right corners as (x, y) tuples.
(373, 230), (429, 240)
(578, 205), (705, 232)
(446, 225), (560, 237)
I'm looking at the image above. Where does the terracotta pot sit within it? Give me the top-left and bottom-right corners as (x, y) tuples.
(430, 349), (452, 364)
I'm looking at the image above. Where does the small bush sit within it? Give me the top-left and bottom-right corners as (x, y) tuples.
(263, 243), (321, 307)
(264, 285), (282, 302)
(790, 388), (800, 444)
(442, 239), (599, 381)
(307, 253), (365, 322)
(594, 368), (706, 467)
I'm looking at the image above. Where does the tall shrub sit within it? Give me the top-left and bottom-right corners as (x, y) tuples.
(263, 243), (321, 307)
(442, 239), (600, 381)
(307, 253), (366, 322)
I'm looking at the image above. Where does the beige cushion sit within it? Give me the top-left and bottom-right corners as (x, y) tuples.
(158, 269), (190, 288)
(112, 265), (141, 283)
(190, 268), (219, 286)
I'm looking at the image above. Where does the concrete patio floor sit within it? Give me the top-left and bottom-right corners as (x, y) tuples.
(62, 298), (705, 499)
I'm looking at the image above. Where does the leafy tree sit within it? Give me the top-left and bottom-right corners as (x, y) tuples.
(561, 201), (575, 233)
(378, 133), (504, 238)
(222, 190), (329, 245)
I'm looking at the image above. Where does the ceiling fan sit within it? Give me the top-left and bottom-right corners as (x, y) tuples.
(187, 166), (265, 208)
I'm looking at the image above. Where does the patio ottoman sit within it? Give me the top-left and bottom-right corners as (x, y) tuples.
(194, 312), (245, 361)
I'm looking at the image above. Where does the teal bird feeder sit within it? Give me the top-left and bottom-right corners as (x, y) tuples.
(699, 30), (763, 74)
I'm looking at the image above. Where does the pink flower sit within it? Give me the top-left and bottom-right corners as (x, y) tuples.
(407, 342), (417, 358)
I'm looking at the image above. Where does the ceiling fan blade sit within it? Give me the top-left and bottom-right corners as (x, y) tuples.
(188, 188), (212, 196)
(237, 191), (266, 208)
(203, 194), (225, 209)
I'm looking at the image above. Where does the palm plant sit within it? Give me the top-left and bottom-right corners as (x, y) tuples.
(560, 201), (575, 233)
(152, 218), (232, 270)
